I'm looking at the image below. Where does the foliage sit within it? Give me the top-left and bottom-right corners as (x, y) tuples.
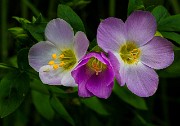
(0, 0), (180, 126)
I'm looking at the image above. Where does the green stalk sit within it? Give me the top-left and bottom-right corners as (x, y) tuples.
(21, 0), (28, 18)
(23, 0), (40, 17)
(109, 0), (116, 16)
(161, 79), (169, 126)
(169, 0), (180, 14)
(1, 0), (8, 61)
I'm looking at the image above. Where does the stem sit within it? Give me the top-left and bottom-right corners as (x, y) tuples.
(1, 0), (8, 61)
(161, 78), (169, 126)
(23, 0), (40, 17)
(109, 0), (116, 16)
(21, 0), (28, 18)
(169, 0), (180, 14)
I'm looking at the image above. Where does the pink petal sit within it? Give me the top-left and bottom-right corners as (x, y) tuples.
(61, 71), (77, 87)
(126, 62), (158, 97)
(125, 11), (156, 46)
(97, 17), (127, 52)
(108, 51), (126, 86)
(74, 31), (89, 60)
(28, 41), (58, 71)
(140, 36), (174, 69)
(45, 18), (74, 49)
(39, 65), (64, 85)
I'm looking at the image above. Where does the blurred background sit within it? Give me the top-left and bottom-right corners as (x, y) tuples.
(0, 0), (180, 126)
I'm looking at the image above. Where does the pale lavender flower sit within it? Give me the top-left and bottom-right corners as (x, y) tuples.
(72, 52), (114, 99)
(28, 18), (89, 86)
(97, 11), (174, 97)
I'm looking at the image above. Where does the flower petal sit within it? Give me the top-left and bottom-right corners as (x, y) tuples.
(28, 41), (58, 71)
(126, 62), (158, 97)
(125, 11), (156, 46)
(39, 65), (64, 85)
(72, 62), (94, 97)
(61, 71), (77, 87)
(74, 31), (89, 60)
(97, 17), (126, 52)
(108, 51), (126, 86)
(140, 36), (174, 69)
(86, 69), (114, 99)
(45, 18), (74, 49)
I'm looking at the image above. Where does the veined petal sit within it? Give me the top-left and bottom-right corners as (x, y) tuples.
(74, 31), (89, 60)
(28, 41), (58, 71)
(72, 63), (94, 97)
(97, 17), (127, 52)
(45, 18), (74, 49)
(39, 65), (64, 85)
(125, 11), (156, 46)
(140, 36), (174, 69)
(86, 67), (114, 99)
(126, 62), (158, 97)
(108, 51), (126, 86)
(61, 71), (77, 87)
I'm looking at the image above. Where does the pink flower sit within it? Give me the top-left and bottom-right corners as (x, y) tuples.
(28, 18), (89, 86)
(97, 11), (174, 97)
(72, 52), (114, 99)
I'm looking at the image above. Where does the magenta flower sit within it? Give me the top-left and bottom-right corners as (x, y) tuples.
(97, 11), (174, 97)
(28, 18), (89, 86)
(72, 52), (114, 99)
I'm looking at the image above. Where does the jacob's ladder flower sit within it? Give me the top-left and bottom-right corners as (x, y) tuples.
(28, 18), (89, 86)
(72, 52), (114, 99)
(97, 11), (174, 97)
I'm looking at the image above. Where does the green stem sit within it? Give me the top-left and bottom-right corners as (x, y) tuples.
(161, 79), (169, 126)
(21, 0), (28, 18)
(23, 0), (40, 17)
(109, 0), (116, 16)
(169, 0), (180, 14)
(48, 0), (55, 19)
(1, 0), (8, 61)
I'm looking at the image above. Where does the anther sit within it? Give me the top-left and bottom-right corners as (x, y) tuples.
(53, 64), (59, 70)
(59, 61), (65, 67)
(48, 60), (55, 65)
(52, 54), (57, 59)
(59, 54), (64, 59)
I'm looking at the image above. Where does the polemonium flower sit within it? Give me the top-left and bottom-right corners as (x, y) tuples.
(72, 52), (114, 99)
(28, 18), (89, 86)
(97, 11), (174, 97)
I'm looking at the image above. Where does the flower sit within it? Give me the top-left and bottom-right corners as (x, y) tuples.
(28, 18), (89, 86)
(97, 11), (174, 97)
(72, 52), (114, 99)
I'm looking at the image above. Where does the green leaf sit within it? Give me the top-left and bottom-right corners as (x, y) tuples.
(32, 90), (55, 120)
(161, 32), (180, 45)
(0, 63), (16, 70)
(57, 4), (85, 32)
(17, 48), (31, 70)
(50, 96), (75, 126)
(113, 82), (147, 110)
(158, 14), (180, 32)
(13, 16), (31, 24)
(24, 23), (47, 41)
(152, 5), (170, 24)
(8, 27), (26, 37)
(128, 0), (144, 15)
(81, 97), (109, 116)
(0, 71), (30, 118)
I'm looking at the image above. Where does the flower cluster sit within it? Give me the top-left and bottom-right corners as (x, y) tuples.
(28, 11), (174, 98)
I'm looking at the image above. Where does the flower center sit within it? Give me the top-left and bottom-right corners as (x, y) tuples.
(48, 49), (77, 70)
(87, 58), (107, 75)
(119, 42), (141, 64)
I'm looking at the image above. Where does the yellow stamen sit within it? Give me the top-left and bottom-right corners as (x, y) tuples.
(48, 60), (55, 65)
(59, 61), (65, 67)
(59, 54), (64, 59)
(53, 64), (59, 70)
(52, 54), (57, 59)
